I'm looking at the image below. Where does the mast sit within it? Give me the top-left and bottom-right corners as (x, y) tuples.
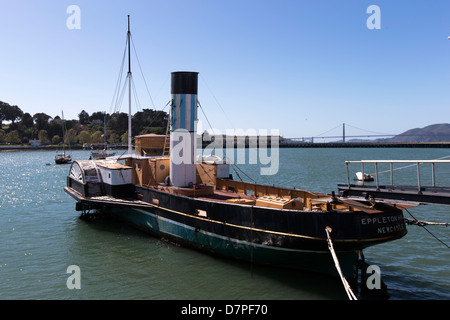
(103, 112), (107, 149)
(62, 110), (66, 156)
(127, 15), (132, 155)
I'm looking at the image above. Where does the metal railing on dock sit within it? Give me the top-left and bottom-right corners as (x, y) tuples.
(345, 160), (450, 191)
(340, 160), (450, 206)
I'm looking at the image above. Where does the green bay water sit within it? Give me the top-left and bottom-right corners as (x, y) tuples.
(0, 148), (449, 300)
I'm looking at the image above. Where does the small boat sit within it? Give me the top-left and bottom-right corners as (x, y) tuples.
(55, 152), (72, 164)
(55, 110), (72, 164)
(90, 113), (116, 159)
(355, 172), (374, 181)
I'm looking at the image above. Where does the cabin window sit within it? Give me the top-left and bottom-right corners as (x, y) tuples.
(245, 189), (254, 196)
(160, 164), (165, 170)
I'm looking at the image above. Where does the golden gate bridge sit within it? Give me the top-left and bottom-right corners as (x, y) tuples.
(285, 123), (450, 144)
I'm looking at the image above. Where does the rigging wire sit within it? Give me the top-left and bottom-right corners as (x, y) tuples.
(137, 100), (171, 131)
(196, 77), (264, 184)
(106, 31), (171, 136)
(107, 31), (174, 138)
(198, 99), (259, 184)
(229, 161), (257, 184)
(131, 76), (142, 113)
(109, 36), (128, 115)
(198, 100), (216, 136)
(114, 75), (129, 114)
(130, 34), (156, 110)
(199, 74), (235, 129)
(404, 208), (450, 250)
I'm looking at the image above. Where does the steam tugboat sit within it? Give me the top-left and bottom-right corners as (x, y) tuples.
(64, 72), (408, 279)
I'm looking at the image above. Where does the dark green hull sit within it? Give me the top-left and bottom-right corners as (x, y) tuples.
(105, 205), (359, 278)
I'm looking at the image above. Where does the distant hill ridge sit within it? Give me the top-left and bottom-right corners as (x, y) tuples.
(386, 123), (450, 143)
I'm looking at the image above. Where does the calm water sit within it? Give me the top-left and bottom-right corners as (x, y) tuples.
(0, 148), (449, 300)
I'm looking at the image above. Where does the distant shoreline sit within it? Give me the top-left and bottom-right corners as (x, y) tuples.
(2, 141), (450, 151)
(277, 141), (450, 148)
(0, 145), (84, 152)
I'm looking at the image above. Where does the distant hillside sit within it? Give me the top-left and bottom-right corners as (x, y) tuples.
(386, 123), (450, 142)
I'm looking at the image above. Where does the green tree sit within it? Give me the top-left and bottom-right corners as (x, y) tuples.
(90, 130), (103, 143)
(38, 130), (50, 144)
(109, 112), (129, 134)
(20, 113), (34, 128)
(23, 127), (38, 140)
(67, 128), (78, 144)
(77, 130), (91, 143)
(7, 105), (23, 125)
(52, 135), (61, 144)
(48, 118), (63, 141)
(33, 113), (52, 131)
(0, 102), (23, 126)
(5, 130), (21, 144)
(78, 110), (89, 125)
(121, 131), (128, 144)
(109, 132), (120, 144)
(89, 111), (106, 123)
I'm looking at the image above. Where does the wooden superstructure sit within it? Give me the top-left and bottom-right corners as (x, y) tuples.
(134, 134), (167, 156)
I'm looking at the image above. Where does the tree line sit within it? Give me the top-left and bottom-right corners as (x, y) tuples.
(0, 101), (168, 145)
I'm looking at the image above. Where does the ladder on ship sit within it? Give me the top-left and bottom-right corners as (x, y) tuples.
(162, 109), (171, 156)
(338, 160), (450, 206)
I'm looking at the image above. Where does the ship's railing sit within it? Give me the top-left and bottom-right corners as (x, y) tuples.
(345, 160), (450, 192)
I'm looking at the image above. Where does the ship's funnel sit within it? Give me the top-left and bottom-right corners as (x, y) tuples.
(169, 72), (198, 187)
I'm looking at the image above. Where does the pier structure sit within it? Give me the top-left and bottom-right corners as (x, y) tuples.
(338, 160), (450, 206)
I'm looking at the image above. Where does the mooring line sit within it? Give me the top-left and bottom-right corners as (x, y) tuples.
(325, 226), (358, 300)
(404, 208), (450, 250)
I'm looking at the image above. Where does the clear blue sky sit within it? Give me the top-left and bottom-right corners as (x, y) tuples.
(1, 0), (449, 138)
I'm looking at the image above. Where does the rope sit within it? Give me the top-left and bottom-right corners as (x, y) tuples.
(404, 209), (450, 249)
(404, 218), (450, 227)
(325, 226), (358, 300)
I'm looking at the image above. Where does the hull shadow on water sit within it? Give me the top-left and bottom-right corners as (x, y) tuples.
(78, 212), (392, 300)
